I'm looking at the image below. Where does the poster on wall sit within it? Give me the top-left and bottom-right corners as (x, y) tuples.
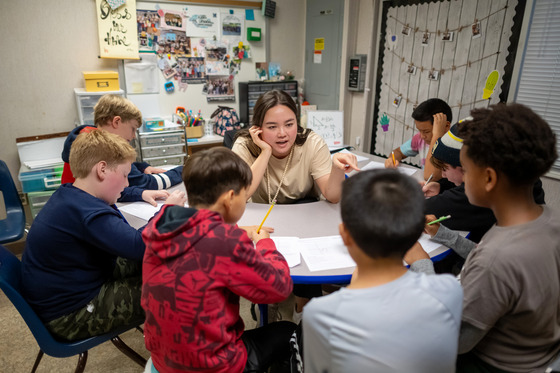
(184, 6), (220, 38)
(157, 31), (191, 56)
(137, 9), (160, 51)
(221, 10), (244, 42)
(205, 75), (235, 102)
(96, 0), (139, 59)
(177, 57), (206, 83)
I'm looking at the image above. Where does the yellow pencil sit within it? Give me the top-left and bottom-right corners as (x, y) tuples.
(256, 203), (275, 233)
(391, 151), (396, 166)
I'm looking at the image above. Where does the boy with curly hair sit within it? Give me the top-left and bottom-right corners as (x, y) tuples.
(407, 103), (560, 372)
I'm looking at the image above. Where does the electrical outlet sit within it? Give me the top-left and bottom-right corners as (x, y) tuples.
(19, 192), (28, 206)
(355, 136), (361, 146)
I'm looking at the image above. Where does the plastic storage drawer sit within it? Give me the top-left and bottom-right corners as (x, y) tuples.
(19, 165), (63, 193)
(28, 190), (57, 218)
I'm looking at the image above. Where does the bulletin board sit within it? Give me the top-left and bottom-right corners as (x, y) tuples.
(122, 1), (267, 122)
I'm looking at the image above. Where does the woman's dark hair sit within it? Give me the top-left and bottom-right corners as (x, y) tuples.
(235, 90), (311, 157)
(459, 103), (557, 186)
(340, 169), (425, 259)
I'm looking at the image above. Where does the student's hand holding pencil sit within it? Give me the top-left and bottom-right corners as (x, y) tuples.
(240, 225), (274, 243)
(422, 181), (441, 198)
(384, 153), (399, 168)
(423, 214), (440, 237)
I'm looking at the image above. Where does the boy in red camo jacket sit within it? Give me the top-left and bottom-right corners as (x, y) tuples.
(141, 147), (296, 373)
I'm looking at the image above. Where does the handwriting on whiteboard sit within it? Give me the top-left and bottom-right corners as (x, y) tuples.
(307, 111), (344, 146)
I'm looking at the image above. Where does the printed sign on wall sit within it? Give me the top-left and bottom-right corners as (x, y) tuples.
(96, 0), (139, 59)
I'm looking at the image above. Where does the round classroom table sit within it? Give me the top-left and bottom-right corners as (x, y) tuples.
(118, 150), (452, 285)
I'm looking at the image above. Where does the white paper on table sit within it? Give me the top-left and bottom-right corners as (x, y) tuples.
(270, 237), (302, 268)
(331, 149), (369, 162)
(361, 161), (417, 176)
(119, 202), (163, 221)
(418, 233), (444, 254)
(299, 235), (356, 272)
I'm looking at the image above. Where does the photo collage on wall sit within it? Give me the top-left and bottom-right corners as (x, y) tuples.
(136, 6), (249, 102)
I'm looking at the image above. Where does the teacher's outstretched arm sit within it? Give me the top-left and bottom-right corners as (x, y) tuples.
(316, 153), (360, 203)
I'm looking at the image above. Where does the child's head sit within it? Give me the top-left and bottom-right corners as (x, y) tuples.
(94, 94), (143, 141)
(430, 123), (464, 186)
(459, 103), (557, 205)
(411, 98), (453, 142)
(183, 148), (252, 222)
(340, 169), (425, 260)
(70, 130), (136, 204)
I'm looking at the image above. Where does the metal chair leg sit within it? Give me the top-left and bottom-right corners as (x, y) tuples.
(111, 336), (147, 367)
(75, 351), (88, 373)
(30, 350), (44, 373)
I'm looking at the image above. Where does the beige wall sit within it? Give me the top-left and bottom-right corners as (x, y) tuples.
(1, 0), (558, 209)
(0, 1), (118, 184)
(0, 0), (305, 189)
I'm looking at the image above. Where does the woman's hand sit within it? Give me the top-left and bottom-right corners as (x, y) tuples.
(249, 126), (272, 152)
(332, 153), (360, 173)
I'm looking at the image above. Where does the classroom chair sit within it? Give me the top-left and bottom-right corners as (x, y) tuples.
(0, 160), (26, 244)
(223, 129), (240, 149)
(0, 244), (147, 373)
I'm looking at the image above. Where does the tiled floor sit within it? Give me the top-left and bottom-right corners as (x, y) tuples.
(0, 276), (295, 372)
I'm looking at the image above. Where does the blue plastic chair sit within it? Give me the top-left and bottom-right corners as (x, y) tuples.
(0, 244), (147, 373)
(0, 160), (25, 244)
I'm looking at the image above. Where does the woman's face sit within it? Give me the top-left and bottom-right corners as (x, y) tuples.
(260, 104), (298, 158)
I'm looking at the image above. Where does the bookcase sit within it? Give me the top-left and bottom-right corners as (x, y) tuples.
(238, 81), (298, 125)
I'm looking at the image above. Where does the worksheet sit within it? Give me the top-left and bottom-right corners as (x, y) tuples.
(298, 235), (356, 272)
(270, 237), (302, 268)
(361, 160), (418, 176)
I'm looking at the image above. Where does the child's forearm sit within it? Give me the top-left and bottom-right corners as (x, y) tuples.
(431, 225), (476, 259)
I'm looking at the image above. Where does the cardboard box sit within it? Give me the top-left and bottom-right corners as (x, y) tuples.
(186, 126), (203, 139)
(83, 71), (119, 92)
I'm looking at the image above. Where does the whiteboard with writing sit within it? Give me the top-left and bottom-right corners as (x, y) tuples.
(96, 0), (139, 59)
(307, 111), (344, 146)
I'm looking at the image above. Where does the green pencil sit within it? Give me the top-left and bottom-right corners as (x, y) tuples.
(427, 215), (451, 225)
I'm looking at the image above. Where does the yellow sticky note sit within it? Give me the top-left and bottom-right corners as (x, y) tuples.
(483, 70), (499, 100)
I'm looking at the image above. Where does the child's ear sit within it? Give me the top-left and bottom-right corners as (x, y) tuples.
(484, 167), (498, 192)
(339, 223), (354, 247)
(95, 161), (108, 181)
(111, 116), (122, 129)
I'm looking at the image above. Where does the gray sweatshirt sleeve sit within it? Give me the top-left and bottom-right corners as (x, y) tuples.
(410, 259), (436, 274)
(430, 225), (477, 259)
